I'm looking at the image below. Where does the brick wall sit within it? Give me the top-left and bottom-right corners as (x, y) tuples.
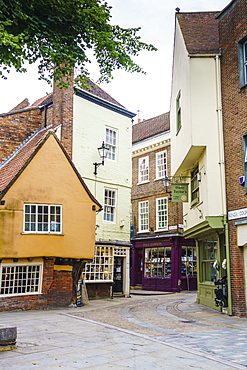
(219, 0), (247, 316)
(0, 259), (73, 311)
(131, 145), (183, 236)
(86, 282), (111, 299)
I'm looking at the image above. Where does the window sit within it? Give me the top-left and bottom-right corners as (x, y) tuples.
(181, 246), (197, 277)
(144, 247), (171, 277)
(239, 38), (247, 88)
(201, 240), (218, 283)
(191, 165), (199, 206)
(0, 262), (43, 296)
(105, 127), (117, 161)
(24, 204), (62, 233)
(176, 91), (181, 133)
(103, 189), (116, 222)
(156, 197), (168, 230)
(156, 150), (167, 179)
(138, 201), (149, 232)
(85, 246), (113, 282)
(138, 156), (149, 183)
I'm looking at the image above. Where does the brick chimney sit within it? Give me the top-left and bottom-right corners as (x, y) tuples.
(52, 72), (74, 158)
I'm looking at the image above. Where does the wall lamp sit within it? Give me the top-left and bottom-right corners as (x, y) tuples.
(163, 176), (172, 199)
(93, 141), (109, 175)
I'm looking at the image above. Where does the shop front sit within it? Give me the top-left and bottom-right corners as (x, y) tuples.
(131, 235), (196, 292)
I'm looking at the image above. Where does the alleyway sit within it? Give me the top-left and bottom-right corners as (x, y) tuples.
(1, 292), (247, 369)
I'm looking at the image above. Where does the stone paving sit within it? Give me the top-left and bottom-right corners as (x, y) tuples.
(0, 292), (247, 369)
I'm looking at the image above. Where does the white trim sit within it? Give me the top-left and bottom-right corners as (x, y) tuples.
(156, 197), (168, 231)
(138, 156), (149, 183)
(103, 187), (117, 224)
(155, 149), (168, 180)
(138, 200), (149, 232)
(23, 204), (62, 234)
(105, 126), (118, 162)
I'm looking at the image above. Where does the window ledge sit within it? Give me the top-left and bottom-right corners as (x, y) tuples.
(154, 228), (168, 232)
(137, 230), (150, 234)
(0, 292), (42, 298)
(21, 232), (64, 236)
(137, 181), (149, 185)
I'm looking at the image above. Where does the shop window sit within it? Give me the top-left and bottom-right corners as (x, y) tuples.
(181, 246), (197, 277)
(0, 262), (43, 296)
(24, 204), (62, 233)
(191, 165), (199, 206)
(201, 240), (218, 283)
(138, 156), (149, 183)
(238, 37), (247, 88)
(144, 247), (171, 277)
(105, 127), (117, 161)
(85, 246), (113, 282)
(103, 188), (116, 223)
(156, 150), (167, 179)
(138, 200), (149, 232)
(156, 197), (168, 231)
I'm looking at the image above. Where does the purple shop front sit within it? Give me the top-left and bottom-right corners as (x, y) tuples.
(131, 236), (197, 292)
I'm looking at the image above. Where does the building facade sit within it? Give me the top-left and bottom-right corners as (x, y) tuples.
(131, 113), (196, 292)
(218, 0), (247, 316)
(170, 11), (230, 312)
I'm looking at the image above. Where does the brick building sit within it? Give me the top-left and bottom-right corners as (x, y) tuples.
(131, 113), (196, 292)
(218, 0), (247, 316)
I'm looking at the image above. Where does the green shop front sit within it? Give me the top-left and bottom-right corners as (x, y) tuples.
(183, 216), (232, 314)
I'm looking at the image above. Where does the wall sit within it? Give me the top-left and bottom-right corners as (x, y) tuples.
(0, 135), (99, 259)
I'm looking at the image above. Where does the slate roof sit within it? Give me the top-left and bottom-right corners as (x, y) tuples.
(0, 127), (101, 208)
(177, 12), (220, 55)
(132, 112), (170, 144)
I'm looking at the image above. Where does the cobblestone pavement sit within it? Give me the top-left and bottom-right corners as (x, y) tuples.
(1, 292), (247, 369)
(70, 291), (247, 367)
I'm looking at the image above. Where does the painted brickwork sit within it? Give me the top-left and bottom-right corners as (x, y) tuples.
(219, 0), (247, 316)
(0, 259), (72, 311)
(131, 145), (183, 236)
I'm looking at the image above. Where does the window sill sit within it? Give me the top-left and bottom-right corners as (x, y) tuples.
(154, 228), (168, 232)
(137, 181), (149, 185)
(137, 230), (150, 234)
(1, 292), (42, 298)
(21, 232), (64, 236)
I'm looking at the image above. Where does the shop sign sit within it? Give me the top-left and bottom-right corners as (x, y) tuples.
(228, 207), (247, 220)
(171, 183), (189, 202)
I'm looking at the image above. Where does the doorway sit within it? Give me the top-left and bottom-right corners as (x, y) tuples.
(113, 257), (123, 294)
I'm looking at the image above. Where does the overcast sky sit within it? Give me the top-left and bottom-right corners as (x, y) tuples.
(0, 0), (230, 121)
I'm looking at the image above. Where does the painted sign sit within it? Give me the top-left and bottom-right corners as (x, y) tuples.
(228, 207), (247, 220)
(171, 183), (189, 202)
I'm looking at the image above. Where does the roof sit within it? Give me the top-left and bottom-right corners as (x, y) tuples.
(0, 127), (101, 208)
(176, 12), (220, 55)
(132, 112), (170, 144)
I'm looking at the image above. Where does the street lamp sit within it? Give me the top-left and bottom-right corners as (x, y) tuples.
(163, 175), (172, 199)
(93, 141), (109, 175)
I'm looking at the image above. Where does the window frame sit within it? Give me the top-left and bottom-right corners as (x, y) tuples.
(85, 246), (114, 282)
(138, 200), (149, 232)
(181, 246), (197, 277)
(103, 188), (117, 223)
(138, 156), (149, 184)
(105, 126), (117, 161)
(156, 197), (168, 231)
(239, 37), (247, 88)
(156, 150), (167, 180)
(0, 262), (43, 297)
(144, 247), (172, 278)
(176, 91), (181, 133)
(190, 165), (199, 206)
(23, 204), (62, 234)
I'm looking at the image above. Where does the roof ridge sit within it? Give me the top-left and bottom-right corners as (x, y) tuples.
(0, 124), (53, 170)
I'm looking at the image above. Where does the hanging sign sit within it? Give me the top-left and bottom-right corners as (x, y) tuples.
(171, 183), (189, 202)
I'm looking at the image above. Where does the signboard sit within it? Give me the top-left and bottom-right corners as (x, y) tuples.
(171, 183), (189, 203)
(228, 207), (247, 220)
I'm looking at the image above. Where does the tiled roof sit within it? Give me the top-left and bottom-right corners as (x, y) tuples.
(132, 112), (170, 144)
(0, 126), (54, 194)
(31, 92), (53, 107)
(177, 12), (220, 54)
(77, 80), (126, 108)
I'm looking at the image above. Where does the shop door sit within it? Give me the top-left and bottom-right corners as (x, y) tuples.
(113, 257), (123, 293)
(136, 249), (143, 285)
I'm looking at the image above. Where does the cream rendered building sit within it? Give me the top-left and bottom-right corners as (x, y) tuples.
(72, 82), (135, 298)
(170, 12), (231, 313)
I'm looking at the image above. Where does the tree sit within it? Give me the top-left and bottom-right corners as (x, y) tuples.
(0, 0), (157, 87)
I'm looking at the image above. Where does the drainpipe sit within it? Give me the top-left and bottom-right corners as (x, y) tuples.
(215, 55), (232, 315)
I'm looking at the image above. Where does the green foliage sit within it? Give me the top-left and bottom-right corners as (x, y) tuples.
(0, 0), (157, 87)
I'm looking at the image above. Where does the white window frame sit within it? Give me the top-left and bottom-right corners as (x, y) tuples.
(0, 262), (43, 297)
(156, 150), (167, 180)
(138, 156), (149, 184)
(24, 204), (62, 234)
(156, 197), (168, 231)
(105, 126), (117, 161)
(138, 200), (149, 232)
(103, 188), (117, 223)
(244, 40), (247, 85)
(239, 38), (247, 87)
(85, 246), (114, 282)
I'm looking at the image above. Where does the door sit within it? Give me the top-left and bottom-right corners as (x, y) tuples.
(113, 257), (123, 293)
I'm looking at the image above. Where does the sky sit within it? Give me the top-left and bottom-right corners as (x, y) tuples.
(0, 0), (230, 122)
